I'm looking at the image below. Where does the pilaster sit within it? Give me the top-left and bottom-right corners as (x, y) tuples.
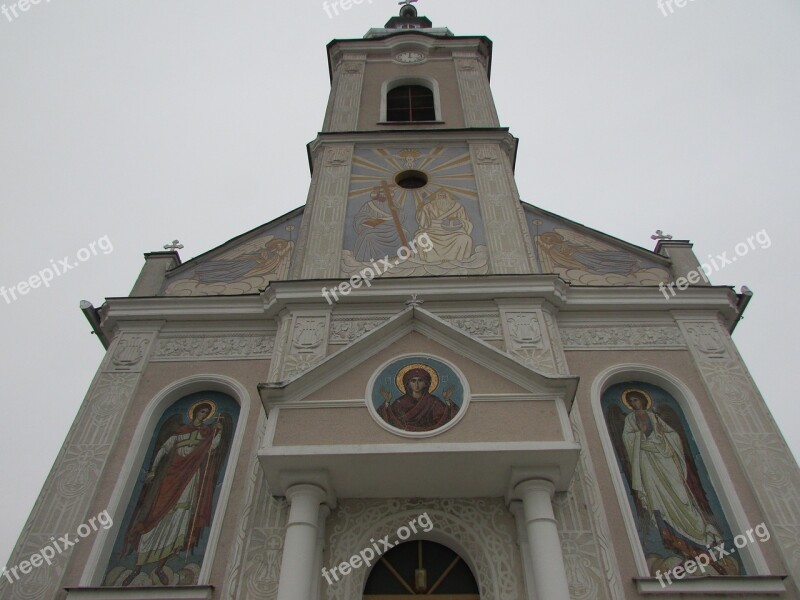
(454, 51), (499, 127)
(299, 144), (354, 280)
(470, 142), (534, 274)
(327, 54), (367, 132)
(677, 314), (800, 591)
(0, 327), (159, 600)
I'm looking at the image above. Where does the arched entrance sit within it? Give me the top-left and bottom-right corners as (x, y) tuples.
(363, 540), (479, 599)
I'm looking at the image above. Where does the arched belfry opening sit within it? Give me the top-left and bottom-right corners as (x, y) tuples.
(363, 540), (479, 598)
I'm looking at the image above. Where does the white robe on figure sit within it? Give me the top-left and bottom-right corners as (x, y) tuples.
(415, 194), (473, 263)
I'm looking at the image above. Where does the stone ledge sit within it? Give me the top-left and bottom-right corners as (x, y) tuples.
(635, 575), (786, 595)
(65, 586), (213, 600)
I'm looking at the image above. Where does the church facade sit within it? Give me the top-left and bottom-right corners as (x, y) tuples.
(3, 5), (799, 600)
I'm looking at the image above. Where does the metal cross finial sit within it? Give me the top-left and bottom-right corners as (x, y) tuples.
(406, 293), (424, 308)
(399, 0), (418, 5)
(651, 230), (673, 241)
(164, 240), (184, 251)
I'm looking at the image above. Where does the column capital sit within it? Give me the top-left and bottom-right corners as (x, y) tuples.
(285, 483), (328, 505)
(278, 469), (337, 508)
(514, 478), (555, 499)
(506, 467), (560, 504)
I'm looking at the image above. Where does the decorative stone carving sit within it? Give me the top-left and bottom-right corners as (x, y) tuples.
(267, 314), (292, 383)
(560, 326), (686, 349)
(506, 313), (544, 348)
(330, 56), (365, 131)
(300, 144), (354, 279)
(0, 373), (140, 600)
(678, 318), (800, 587)
(476, 146), (499, 164)
(454, 59), (498, 127)
(470, 144), (532, 274)
(221, 413), (289, 600)
(342, 62), (363, 74)
(108, 334), (151, 372)
(325, 498), (524, 599)
(555, 408), (626, 600)
(325, 147), (351, 167)
(329, 317), (387, 345)
(282, 315), (329, 380)
(439, 313), (502, 340)
(292, 319), (326, 352)
(683, 323), (726, 357)
(283, 353), (324, 380)
(500, 309), (557, 374)
(152, 333), (274, 361)
(542, 311), (569, 375)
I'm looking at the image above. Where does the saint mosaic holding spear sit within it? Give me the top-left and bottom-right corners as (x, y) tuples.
(119, 401), (232, 586)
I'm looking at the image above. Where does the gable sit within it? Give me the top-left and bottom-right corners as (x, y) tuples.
(161, 209), (303, 296)
(523, 204), (671, 286)
(258, 308), (581, 497)
(306, 330), (533, 402)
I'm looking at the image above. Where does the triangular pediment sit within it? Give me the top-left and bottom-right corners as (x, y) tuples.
(161, 207), (303, 296)
(522, 203), (671, 286)
(258, 306), (581, 497)
(259, 306), (578, 410)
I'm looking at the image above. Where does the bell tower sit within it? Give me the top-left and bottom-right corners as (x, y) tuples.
(291, 1), (537, 281)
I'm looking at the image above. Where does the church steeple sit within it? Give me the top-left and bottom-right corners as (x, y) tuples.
(384, 0), (432, 30)
(364, 0), (452, 39)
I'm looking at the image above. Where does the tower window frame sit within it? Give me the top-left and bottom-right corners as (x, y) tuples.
(380, 77), (443, 124)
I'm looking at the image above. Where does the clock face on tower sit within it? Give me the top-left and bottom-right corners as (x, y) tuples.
(395, 50), (426, 64)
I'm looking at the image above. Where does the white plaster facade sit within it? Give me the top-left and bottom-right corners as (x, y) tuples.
(2, 7), (799, 600)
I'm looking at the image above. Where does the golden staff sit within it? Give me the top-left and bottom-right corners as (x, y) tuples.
(185, 419), (219, 559)
(379, 180), (409, 248)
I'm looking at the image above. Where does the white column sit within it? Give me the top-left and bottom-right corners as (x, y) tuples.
(510, 501), (538, 600)
(311, 504), (331, 600)
(276, 484), (328, 600)
(515, 479), (571, 600)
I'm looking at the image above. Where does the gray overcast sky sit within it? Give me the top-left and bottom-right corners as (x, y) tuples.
(1, 0), (798, 569)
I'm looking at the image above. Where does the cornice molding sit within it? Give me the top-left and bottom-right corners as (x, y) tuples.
(97, 278), (741, 337)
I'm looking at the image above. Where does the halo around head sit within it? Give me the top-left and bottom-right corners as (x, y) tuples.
(188, 400), (217, 422)
(396, 363), (439, 394)
(622, 388), (653, 411)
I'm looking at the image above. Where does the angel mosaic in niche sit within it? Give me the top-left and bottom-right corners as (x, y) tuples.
(104, 392), (240, 587)
(602, 382), (743, 577)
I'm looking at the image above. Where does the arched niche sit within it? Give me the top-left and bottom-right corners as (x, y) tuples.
(591, 364), (769, 579)
(81, 374), (251, 588)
